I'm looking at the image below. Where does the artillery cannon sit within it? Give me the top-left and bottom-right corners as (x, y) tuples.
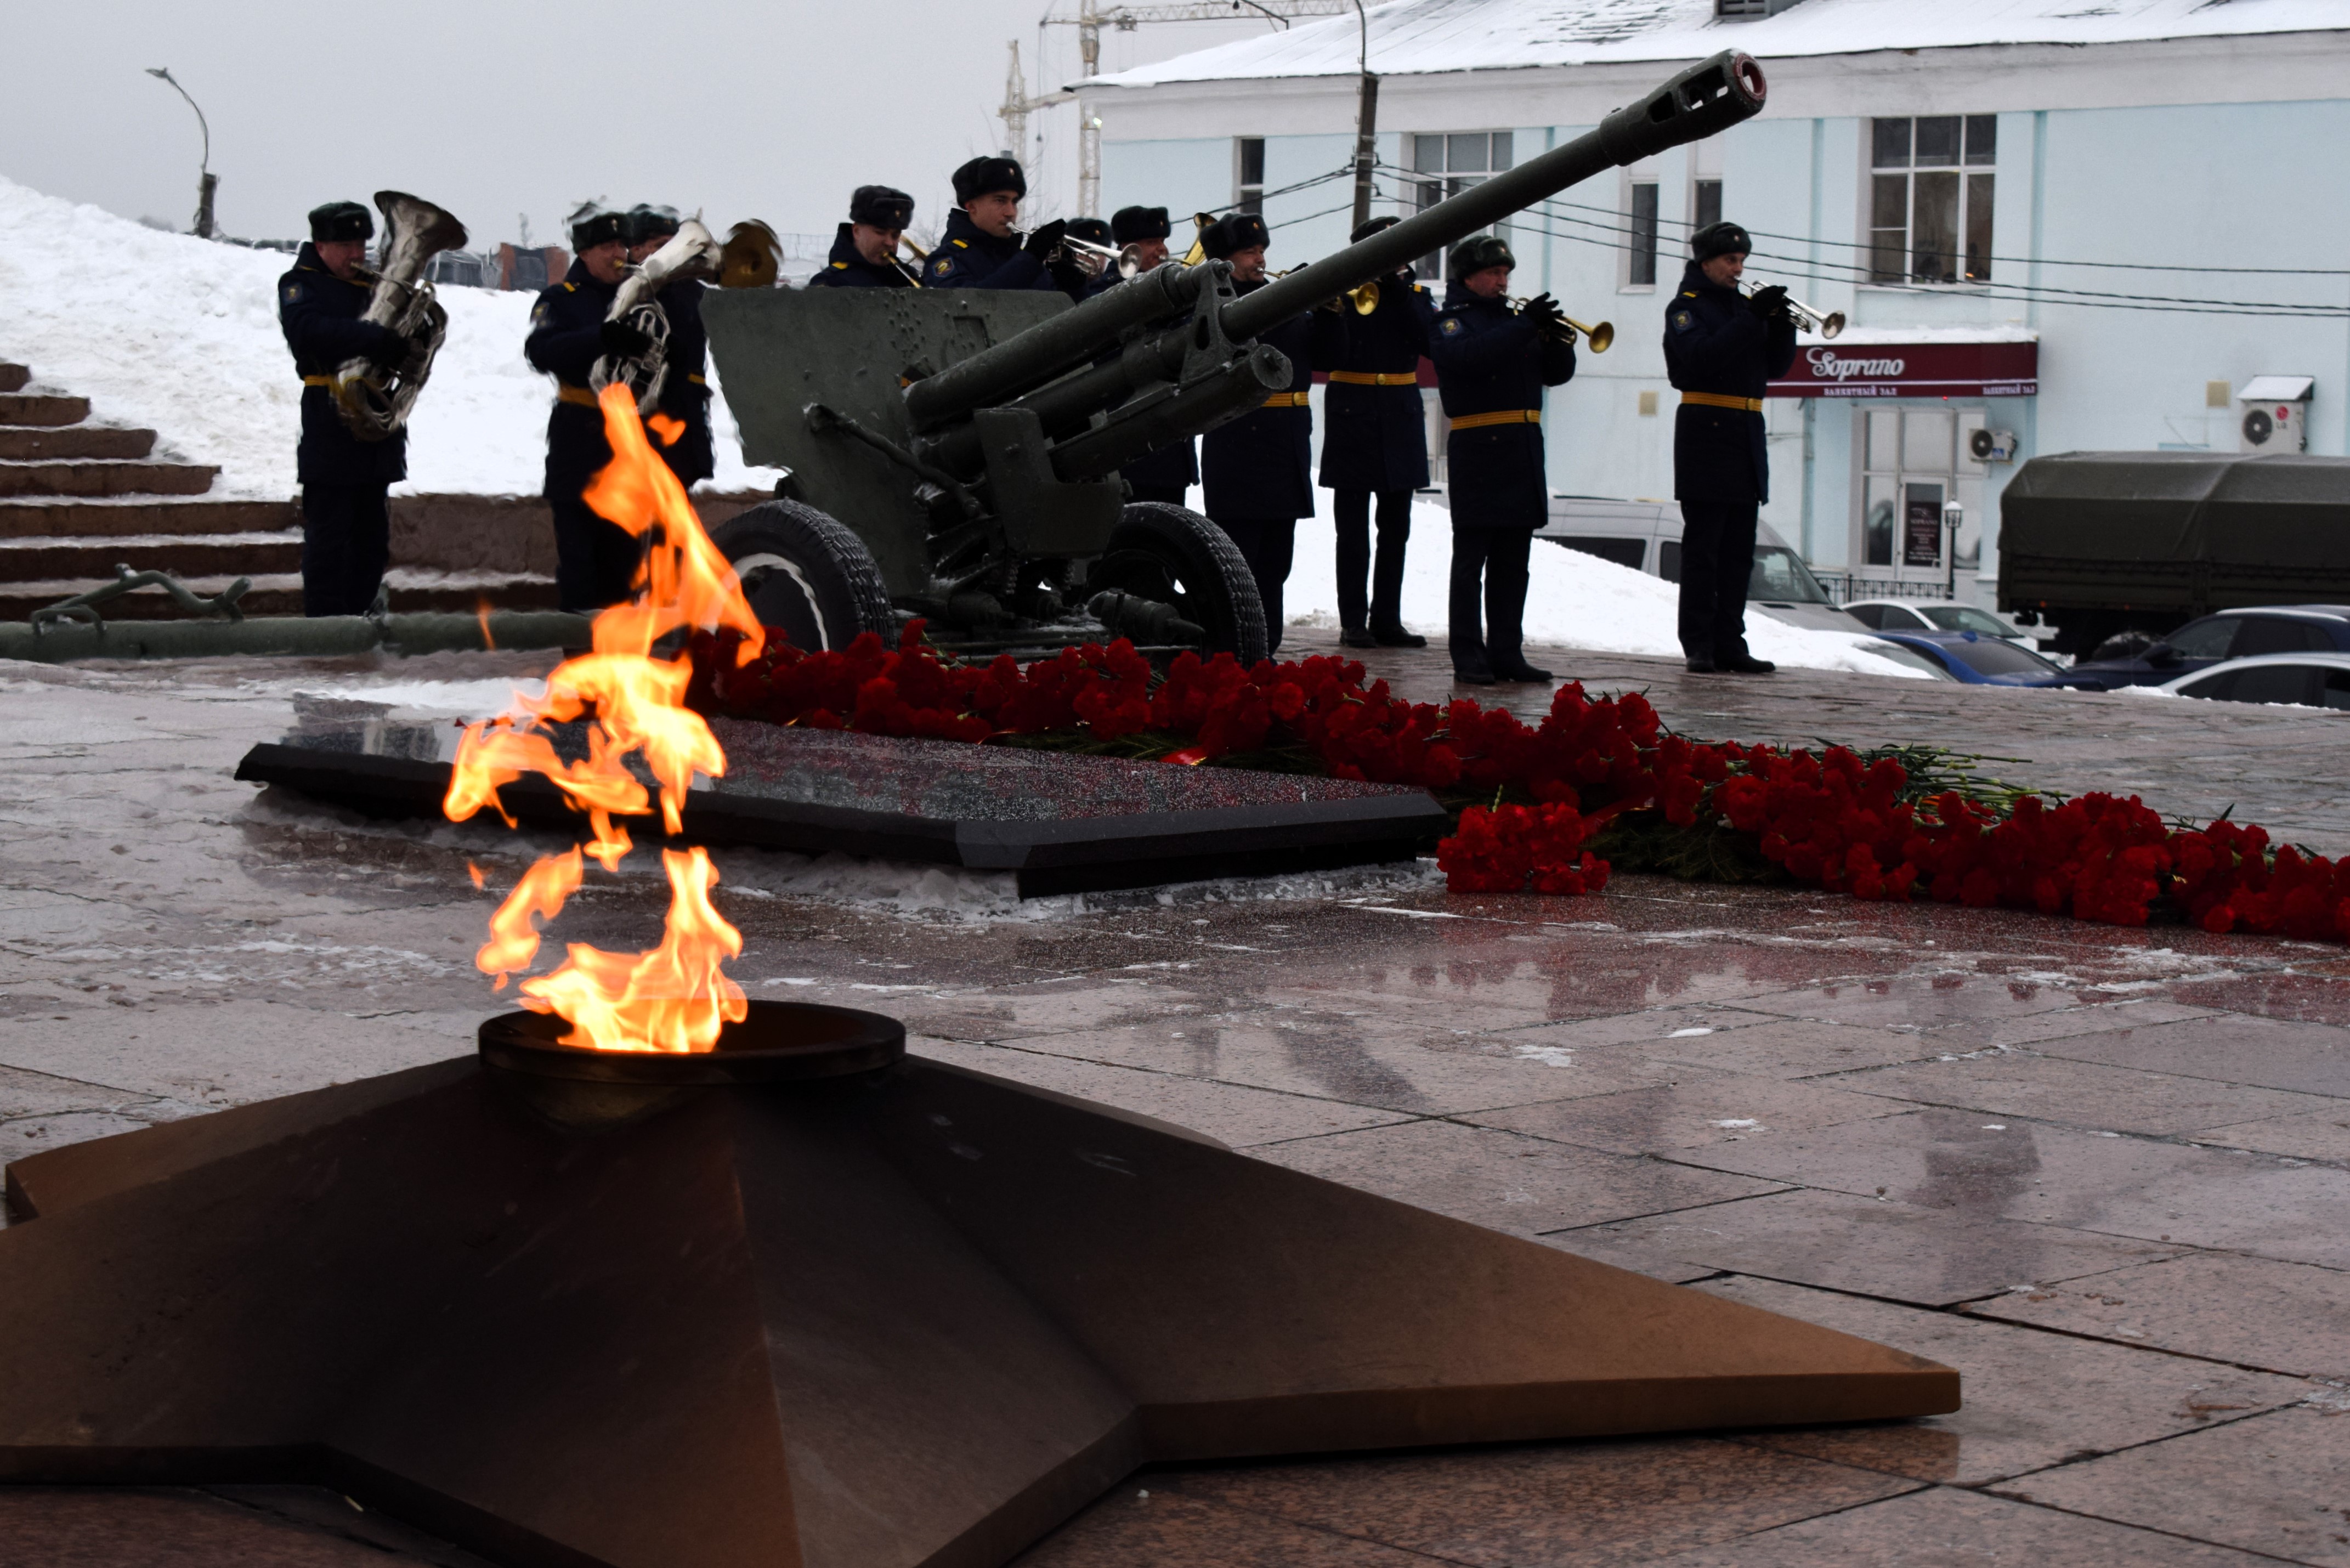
(702, 50), (1766, 661)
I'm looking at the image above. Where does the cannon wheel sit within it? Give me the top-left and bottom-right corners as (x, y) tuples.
(1086, 503), (1269, 666)
(711, 501), (894, 653)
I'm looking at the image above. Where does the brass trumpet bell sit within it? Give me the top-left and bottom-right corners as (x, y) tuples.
(1347, 280), (1380, 315)
(1577, 318), (1615, 353)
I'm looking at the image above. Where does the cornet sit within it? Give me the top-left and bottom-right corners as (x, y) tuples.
(1738, 278), (1845, 338)
(1508, 298), (1615, 353)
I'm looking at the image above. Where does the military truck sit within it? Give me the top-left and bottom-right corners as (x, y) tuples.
(2000, 450), (2350, 655)
(699, 52), (1769, 663)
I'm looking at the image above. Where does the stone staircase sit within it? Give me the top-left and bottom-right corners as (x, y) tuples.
(0, 361), (557, 621)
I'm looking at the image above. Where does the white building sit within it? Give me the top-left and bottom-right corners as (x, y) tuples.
(1082, 0), (2350, 605)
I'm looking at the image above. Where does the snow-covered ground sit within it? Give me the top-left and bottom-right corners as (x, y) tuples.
(0, 176), (777, 500)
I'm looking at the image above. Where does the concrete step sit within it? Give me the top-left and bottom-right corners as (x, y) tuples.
(0, 531), (302, 585)
(0, 426), (156, 461)
(0, 497), (299, 540)
(0, 365), (27, 394)
(0, 569), (560, 623)
(0, 460), (218, 499)
(0, 394), (90, 428)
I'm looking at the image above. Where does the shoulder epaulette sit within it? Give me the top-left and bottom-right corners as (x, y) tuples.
(830, 261), (846, 269)
(1680, 291), (1697, 298)
(562, 282), (577, 292)
(950, 239), (968, 249)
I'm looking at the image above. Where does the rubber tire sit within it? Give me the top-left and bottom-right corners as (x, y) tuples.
(1086, 502), (1269, 665)
(710, 500), (894, 653)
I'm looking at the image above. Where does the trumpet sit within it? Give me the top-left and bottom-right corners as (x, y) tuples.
(1738, 278), (1845, 338)
(1057, 232), (1156, 281)
(892, 235), (929, 287)
(1507, 297), (1615, 352)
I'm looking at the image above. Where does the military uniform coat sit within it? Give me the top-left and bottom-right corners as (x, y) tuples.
(524, 259), (623, 500)
(1318, 274), (1436, 494)
(652, 278), (714, 486)
(1662, 262), (1797, 505)
(277, 243), (407, 487)
(1427, 287), (1575, 530)
(805, 223), (916, 289)
(923, 210), (1054, 292)
(1200, 280), (1345, 522)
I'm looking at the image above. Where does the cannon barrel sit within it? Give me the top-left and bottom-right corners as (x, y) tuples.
(903, 49), (1763, 455)
(1225, 50), (1765, 341)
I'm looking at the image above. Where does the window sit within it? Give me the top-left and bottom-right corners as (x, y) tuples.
(2233, 616), (2332, 656)
(1658, 540), (1682, 583)
(2228, 665), (2324, 706)
(1236, 138), (1265, 216)
(1944, 638), (2059, 679)
(1626, 182), (1660, 287)
(1921, 604), (2020, 637)
(1692, 178), (1723, 233)
(1869, 115), (1995, 284)
(2165, 617), (2238, 659)
(1548, 536), (1647, 571)
(1411, 131), (1513, 279)
(1747, 547), (1834, 604)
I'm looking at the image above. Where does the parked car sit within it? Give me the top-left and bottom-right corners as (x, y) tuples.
(1870, 630), (2106, 688)
(2155, 652), (2350, 711)
(1854, 640), (1962, 682)
(1844, 598), (2046, 651)
(1535, 495), (1870, 635)
(2066, 605), (2350, 689)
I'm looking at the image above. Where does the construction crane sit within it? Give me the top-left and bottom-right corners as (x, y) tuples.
(1039, 0), (1357, 217)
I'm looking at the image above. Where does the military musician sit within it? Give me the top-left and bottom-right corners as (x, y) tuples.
(1320, 215), (1436, 649)
(276, 200), (416, 617)
(1066, 216), (1115, 286)
(624, 204), (714, 490)
(1105, 205), (1194, 506)
(524, 206), (643, 611)
(926, 157), (1075, 295)
(806, 185), (919, 289)
(1664, 220), (1796, 675)
(1425, 235), (1575, 686)
(1197, 213), (1344, 654)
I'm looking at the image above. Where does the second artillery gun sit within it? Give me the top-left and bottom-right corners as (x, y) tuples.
(701, 50), (1768, 663)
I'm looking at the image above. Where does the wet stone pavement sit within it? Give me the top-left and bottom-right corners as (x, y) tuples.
(2, 639), (2348, 1567)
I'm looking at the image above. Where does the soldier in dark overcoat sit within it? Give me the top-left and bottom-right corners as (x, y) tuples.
(925, 157), (1079, 296)
(1425, 236), (1575, 685)
(1664, 220), (1798, 674)
(806, 185), (918, 290)
(1197, 213), (1345, 654)
(1318, 214), (1436, 648)
(276, 200), (415, 616)
(623, 205), (714, 489)
(524, 207), (645, 611)
(1101, 205), (1194, 505)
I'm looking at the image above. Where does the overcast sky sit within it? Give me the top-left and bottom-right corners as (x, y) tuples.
(1, 1), (1283, 251)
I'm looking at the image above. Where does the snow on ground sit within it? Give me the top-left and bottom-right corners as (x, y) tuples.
(0, 176), (777, 500)
(1197, 483), (1924, 678)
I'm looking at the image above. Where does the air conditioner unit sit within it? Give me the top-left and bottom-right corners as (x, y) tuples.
(2239, 375), (2313, 453)
(1968, 428), (2018, 463)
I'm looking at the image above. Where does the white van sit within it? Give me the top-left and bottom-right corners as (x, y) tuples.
(1532, 494), (1868, 635)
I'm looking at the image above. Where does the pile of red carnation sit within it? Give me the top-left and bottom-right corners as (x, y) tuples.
(684, 626), (2350, 943)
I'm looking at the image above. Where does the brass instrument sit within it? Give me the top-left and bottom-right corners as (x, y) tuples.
(331, 191), (467, 441)
(717, 220), (781, 289)
(1505, 297), (1614, 352)
(1346, 280), (1380, 315)
(891, 235), (930, 287)
(591, 218), (721, 415)
(1176, 211), (1213, 268)
(1738, 278), (1844, 338)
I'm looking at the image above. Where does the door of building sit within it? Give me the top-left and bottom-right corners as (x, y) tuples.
(1858, 405), (1986, 597)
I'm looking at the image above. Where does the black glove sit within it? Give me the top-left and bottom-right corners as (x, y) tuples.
(1746, 284), (1790, 322)
(1048, 254), (1089, 301)
(1022, 218), (1068, 262)
(363, 327), (411, 370)
(1519, 292), (1573, 342)
(600, 318), (654, 359)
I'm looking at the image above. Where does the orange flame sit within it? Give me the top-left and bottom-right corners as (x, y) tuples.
(443, 384), (764, 1052)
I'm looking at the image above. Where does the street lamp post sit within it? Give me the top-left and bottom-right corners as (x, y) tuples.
(144, 67), (217, 240)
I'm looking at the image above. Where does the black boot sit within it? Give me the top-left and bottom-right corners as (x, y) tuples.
(1685, 652), (1718, 673)
(1371, 623), (1428, 648)
(1453, 661), (1498, 686)
(1718, 650), (1776, 675)
(1339, 627), (1378, 649)
(1492, 656), (1553, 683)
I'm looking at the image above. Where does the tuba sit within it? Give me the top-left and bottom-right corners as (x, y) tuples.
(591, 218), (721, 415)
(332, 191), (468, 441)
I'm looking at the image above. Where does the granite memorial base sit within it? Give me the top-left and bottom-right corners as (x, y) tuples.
(0, 1002), (1956, 1568)
(236, 705), (1449, 896)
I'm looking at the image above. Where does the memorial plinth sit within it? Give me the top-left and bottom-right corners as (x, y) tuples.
(0, 1003), (1958, 1568)
(237, 707), (1448, 896)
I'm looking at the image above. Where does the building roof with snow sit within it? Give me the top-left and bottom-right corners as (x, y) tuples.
(1088, 0), (2350, 89)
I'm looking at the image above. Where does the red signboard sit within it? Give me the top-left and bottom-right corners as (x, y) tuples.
(1766, 339), (2037, 399)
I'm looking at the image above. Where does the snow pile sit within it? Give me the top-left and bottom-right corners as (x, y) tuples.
(0, 176), (777, 500)
(1259, 488), (1925, 678)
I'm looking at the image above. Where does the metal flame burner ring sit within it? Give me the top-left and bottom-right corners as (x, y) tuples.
(478, 1000), (905, 1087)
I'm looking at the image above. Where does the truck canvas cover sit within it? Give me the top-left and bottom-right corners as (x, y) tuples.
(2001, 451), (2350, 614)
